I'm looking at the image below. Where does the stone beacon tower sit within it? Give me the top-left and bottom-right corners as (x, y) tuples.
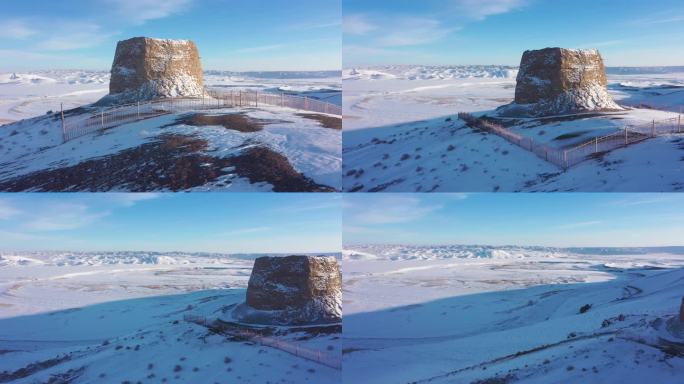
(498, 47), (622, 117)
(234, 255), (342, 325)
(101, 37), (204, 104)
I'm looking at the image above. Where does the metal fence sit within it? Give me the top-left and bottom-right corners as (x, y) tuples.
(61, 91), (341, 142)
(206, 89), (342, 116)
(183, 314), (341, 370)
(458, 112), (683, 169)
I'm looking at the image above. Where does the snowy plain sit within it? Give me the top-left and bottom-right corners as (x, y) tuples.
(0, 71), (342, 191)
(342, 66), (684, 192)
(342, 245), (684, 384)
(0, 251), (341, 384)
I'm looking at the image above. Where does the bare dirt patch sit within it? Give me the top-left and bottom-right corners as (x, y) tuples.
(231, 147), (335, 192)
(0, 135), (334, 192)
(173, 113), (265, 132)
(296, 114), (342, 130)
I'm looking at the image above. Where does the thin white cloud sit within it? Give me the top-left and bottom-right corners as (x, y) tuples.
(344, 14), (378, 35)
(222, 227), (272, 236)
(289, 20), (341, 31)
(376, 17), (458, 47)
(0, 201), (21, 220)
(35, 22), (114, 51)
(0, 19), (37, 39)
(103, 0), (193, 24)
(106, 193), (161, 207)
(555, 220), (602, 230)
(450, 0), (529, 20)
(350, 196), (442, 225)
(23, 203), (111, 231)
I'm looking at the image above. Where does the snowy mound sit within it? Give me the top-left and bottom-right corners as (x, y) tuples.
(343, 245), (562, 261)
(498, 48), (623, 117)
(344, 65), (518, 81)
(0, 73), (57, 85)
(0, 251), (239, 266)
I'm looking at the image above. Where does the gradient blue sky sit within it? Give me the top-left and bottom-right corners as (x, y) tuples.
(344, 0), (684, 67)
(344, 194), (684, 247)
(0, 0), (341, 71)
(0, 194), (341, 253)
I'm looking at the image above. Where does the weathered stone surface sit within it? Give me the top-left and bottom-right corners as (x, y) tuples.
(103, 37), (204, 104)
(498, 48), (622, 116)
(237, 255), (342, 325)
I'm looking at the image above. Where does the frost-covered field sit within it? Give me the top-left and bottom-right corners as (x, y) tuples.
(0, 70), (341, 125)
(0, 251), (341, 383)
(0, 70), (342, 192)
(342, 66), (684, 192)
(342, 245), (684, 383)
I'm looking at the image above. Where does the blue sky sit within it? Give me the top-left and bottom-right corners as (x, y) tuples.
(0, 0), (341, 71)
(344, 194), (684, 247)
(0, 194), (341, 253)
(344, 0), (684, 67)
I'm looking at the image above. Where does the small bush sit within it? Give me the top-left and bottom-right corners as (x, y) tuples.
(579, 304), (592, 314)
(173, 365), (182, 372)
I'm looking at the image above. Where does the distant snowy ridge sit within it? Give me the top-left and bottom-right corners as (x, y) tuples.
(344, 66), (519, 81)
(343, 245), (684, 261)
(0, 251), (342, 266)
(344, 65), (684, 81)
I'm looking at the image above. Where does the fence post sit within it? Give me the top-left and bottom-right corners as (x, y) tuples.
(101, 110), (104, 129)
(255, 91), (258, 108)
(137, 102), (140, 118)
(679, 114), (681, 133)
(594, 137), (598, 153)
(624, 128), (628, 145)
(281, 93), (284, 107)
(652, 120), (655, 137)
(563, 150), (568, 169)
(60, 103), (66, 142)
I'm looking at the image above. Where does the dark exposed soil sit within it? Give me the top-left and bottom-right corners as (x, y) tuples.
(296, 113), (342, 130)
(0, 355), (70, 383)
(172, 113), (265, 132)
(0, 135), (335, 192)
(231, 147), (335, 192)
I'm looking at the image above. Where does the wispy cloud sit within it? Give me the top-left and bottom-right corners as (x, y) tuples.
(555, 220), (602, 230)
(103, 0), (193, 24)
(376, 17), (458, 47)
(0, 19), (37, 39)
(107, 193), (161, 207)
(344, 14), (378, 35)
(450, 0), (529, 20)
(35, 22), (115, 51)
(289, 20), (341, 31)
(609, 195), (675, 207)
(0, 201), (21, 220)
(349, 196), (443, 225)
(23, 203), (110, 231)
(221, 227), (272, 236)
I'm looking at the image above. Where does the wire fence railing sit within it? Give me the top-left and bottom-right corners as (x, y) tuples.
(60, 90), (341, 143)
(183, 314), (341, 370)
(458, 112), (683, 169)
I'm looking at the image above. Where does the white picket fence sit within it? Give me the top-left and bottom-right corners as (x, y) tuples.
(458, 113), (683, 169)
(60, 90), (341, 142)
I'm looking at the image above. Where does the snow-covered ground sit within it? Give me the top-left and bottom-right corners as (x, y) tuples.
(343, 66), (684, 192)
(0, 70), (341, 125)
(0, 251), (341, 383)
(0, 71), (341, 192)
(342, 245), (684, 383)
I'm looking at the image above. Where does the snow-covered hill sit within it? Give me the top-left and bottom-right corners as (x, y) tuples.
(342, 65), (684, 192)
(343, 245), (684, 383)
